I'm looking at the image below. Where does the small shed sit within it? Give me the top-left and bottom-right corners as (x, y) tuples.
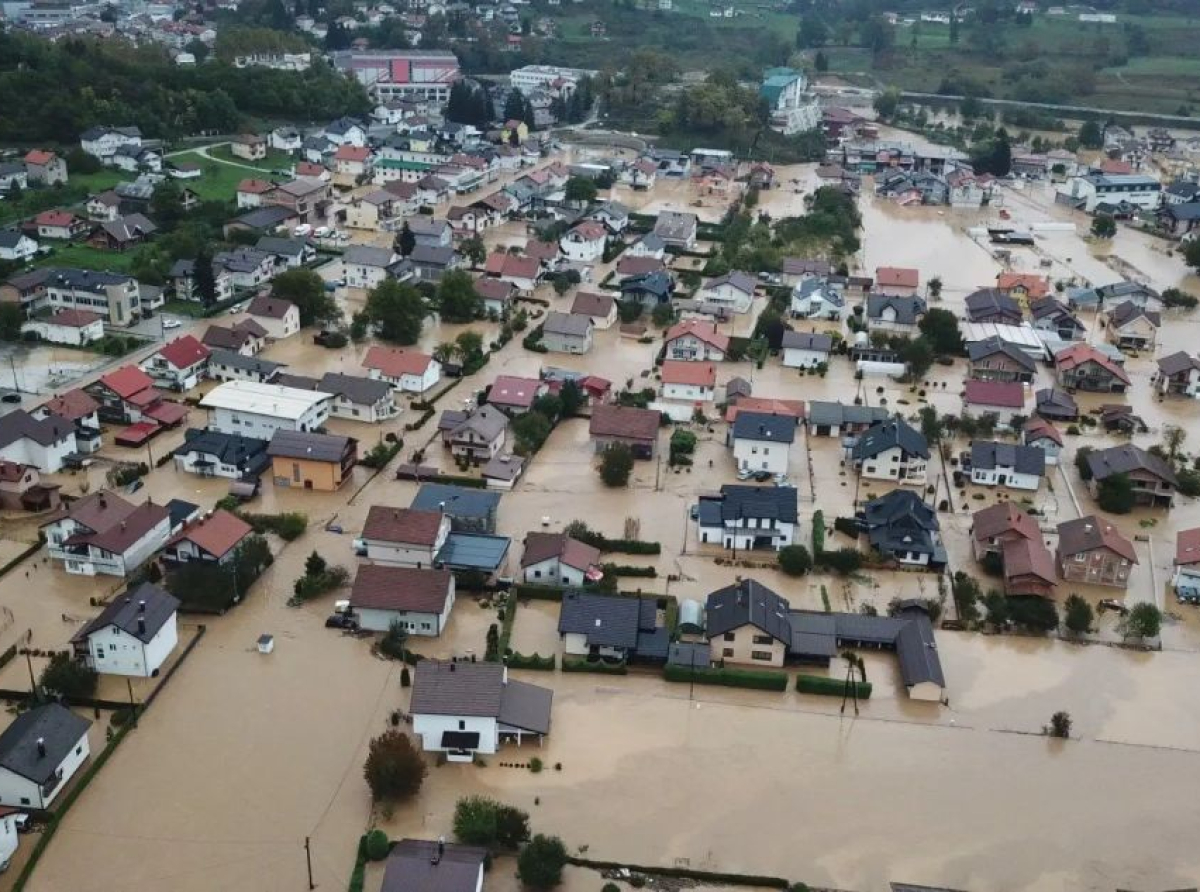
(257, 634), (274, 654)
(668, 641), (710, 669)
(676, 599), (705, 636)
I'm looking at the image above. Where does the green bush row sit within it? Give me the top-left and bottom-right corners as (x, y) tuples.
(506, 652), (556, 671)
(562, 657), (628, 675)
(663, 664), (787, 691)
(513, 584), (567, 601)
(795, 674), (873, 699)
(603, 563), (657, 578)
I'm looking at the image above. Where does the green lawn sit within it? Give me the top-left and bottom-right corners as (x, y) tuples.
(205, 144), (295, 173)
(69, 170), (125, 195)
(167, 151), (253, 202)
(30, 242), (138, 273)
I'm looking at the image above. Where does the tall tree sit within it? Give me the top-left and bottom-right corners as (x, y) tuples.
(396, 221), (416, 257)
(362, 730), (426, 802)
(271, 267), (339, 327)
(193, 247), (217, 307)
(436, 270), (483, 323)
(364, 279), (427, 344)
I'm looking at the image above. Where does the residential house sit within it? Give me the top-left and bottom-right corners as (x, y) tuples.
(236, 179), (275, 210)
(875, 267), (919, 295)
(376, 837), (486, 892)
(85, 191), (122, 221)
(361, 506), (451, 569)
(540, 312), (593, 354)
(521, 532), (601, 586)
(665, 319), (729, 362)
(24, 149), (67, 186)
(866, 294), (926, 335)
(206, 350), (283, 384)
(1173, 528), (1200, 601)
(202, 320), (268, 356)
(255, 237), (313, 270)
(475, 278), (515, 317)
(347, 191), (403, 231)
(1022, 417), (1064, 465)
(1104, 300), (1160, 350)
(863, 489), (946, 568)
(850, 418), (929, 486)
(694, 484), (798, 552)
(621, 271), (674, 309)
(588, 404), (659, 459)
(971, 502), (1042, 562)
(484, 253), (540, 293)
(789, 278), (844, 320)
(213, 249), (275, 290)
(704, 578), (791, 667)
(696, 271), (756, 315)
(246, 296), (301, 340)
(965, 288), (1023, 324)
(84, 365), (189, 429)
(411, 484), (502, 534)
(996, 272), (1050, 309)
(281, 373), (398, 423)
(962, 379), (1027, 427)
(230, 134), (268, 161)
(1054, 343), (1131, 392)
(0, 703), (91, 809)
(170, 259), (233, 304)
(781, 258), (833, 287)
(1158, 201), (1200, 238)
(34, 211), (88, 241)
(342, 245), (397, 289)
(410, 660), (552, 760)
(80, 126), (142, 161)
(1057, 515), (1137, 588)
(70, 582), (180, 677)
(1035, 387), (1079, 421)
(966, 336), (1037, 383)
(201, 380), (331, 438)
(409, 245), (459, 283)
(40, 267), (140, 325)
(172, 428), (271, 480)
(0, 230), (37, 263)
(617, 255), (666, 278)
(1155, 351), (1200, 398)
(969, 441), (1046, 490)
(21, 309), (104, 347)
(557, 592), (668, 662)
(0, 461), (58, 513)
(653, 210), (698, 250)
(660, 360), (716, 404)
(0, 411), (76, 473)
(1029, 297), (1086, 341)
(805, 402), (889, 438)
(1085, 443), (1177, 508)
(570, 291), (617, 330)
(140, 335), (210, 391)
(40, 490), (171, 577)
(363, 346), (442, 394)
(349, 564), (455, 634)
(442, 405), (508, 464)
(34, 389), (100, 455)
(333, 145), (373, 185)
(265, 177), (330, 223)
(730, 412), (794, 475)
(268, 429), (357, 491)
(589, 202), (630, 235)
(780, 331), (832, 369)
(487, 375), (545, 417)
(559, 221), (607, 263)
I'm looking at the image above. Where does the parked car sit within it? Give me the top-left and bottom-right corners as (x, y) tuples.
(162, 318), (182, 330)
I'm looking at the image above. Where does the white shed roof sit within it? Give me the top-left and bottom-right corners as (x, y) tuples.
(200, 380), (333, 419)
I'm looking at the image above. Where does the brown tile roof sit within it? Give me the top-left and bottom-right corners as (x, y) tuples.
(1054, 343), (1131, 385)
(1057, 515), (1137, 564)
(723, 398), (804, 423)
(68, 500), (169, 555)
(488, 376), (541, 409)
(1002, 537), (1057, 587)
(665, 319), (730, 352)
(350, 564), (452, 613)
(237, 179), (274, 194)
(247, 295), (296, 320)
(167, 509), (252, 559)
(363, 346), (434, 378)
(972, 502), (1039, 543)
(98, 365), (155, 399)
(45, 309), (101, 328)
(875, 266), (919, 289)
(39, 388), (98, 422)
(661, 360), (716, 387)
(520, 532), (600, 571)
(589, 404), (659, 443)
(1023, 417), (1063, 447)
(616, 256), (666, 277)
(1175, 528), (1200, 568)
(963, 379), (1026, 409)
(571, 291), (614, 318)
(157, 335), (210, 370)
(997, 273), (1050, 298)
(362, 506), (444, 546)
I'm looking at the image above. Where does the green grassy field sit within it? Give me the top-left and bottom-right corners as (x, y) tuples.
(167, 151), (251, 202)
(30, 242), (137, 273)
(205, 144), (294, 173)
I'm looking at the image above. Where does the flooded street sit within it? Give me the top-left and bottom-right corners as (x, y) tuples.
(6, 140), (1200, 892)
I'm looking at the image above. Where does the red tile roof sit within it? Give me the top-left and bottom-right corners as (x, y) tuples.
(589, 404), (659, 442)
(1054, 343), (1130, 385)
(996, 273), (1049, 298)
(524, 240), (558, 263)
(616, 256), (666, 277)
(296, 162), (327, 177)
(875, 266), (919, 289)
(237, 179), (274, 194)
(45, 309), (101, 328)
(350, 564), (452, 612)
(34, 210), (78, 228)
(40, 388), (98, 422)
(723, 398), (805, 422)
(570, 221), (607, 241)
(247, 295), (296, 320)
(520, 532), (600, 571)
(24, 150), (56, 166)
(972, 502), (1039, 543)
(168, 509), (253, 559)
(1176, 528), (1200, 568)
(157, 335), (210, 369)
(335, 145), (371, 163)
(665, 319), (730, 353)
(661, 360), (716, 387)
(1023, 416), (1063, 446)
(488, 375), (541, 409)
(362, 506), (444, 546)
(963, 379), (1025, 409)
(363, 346), (434, 378)
(99, 365), (155, 399)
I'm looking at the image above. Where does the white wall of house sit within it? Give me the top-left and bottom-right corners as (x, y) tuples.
(697, 283), (752, 314)
(0, 431), (76, 474)
(0, 811), (19, 868)
(1026, 438), (1061, 465)
(209, 403), (329, 438)
(781, 346), (827, 368)
(413, 712), (498, 755)
(559, 234), (604, 262)
(561, 631), (624, 658)
(541, 330), (592, 355)
(344, 262), (389, 289)
(364, 540), (438, 568)
(83, 617), (178, 676)
(970, 467), (1041, 491)
(174, 451), (246, 478)
(0, 734), (90, 809)
(368, 362), (441, 394)
(696, 519), (796, 551)
(858, 445), (927, 485)
(523, 557), (585, 586)
(666, 335), (725, 362)
(253, 307), (301, 340)
(965, 402), (1021, 427)
(356, 593), (453, 635)
(662, 382), (714, 402)
(732, 437), (789, 474)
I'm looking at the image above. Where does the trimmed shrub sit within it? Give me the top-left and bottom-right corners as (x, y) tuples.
(796, 674), (873, 698)
(663, 664), (787, 691)
(365, 829), (390, 861)
(506, 652), (556, 671)
(562, 657), (628, 675)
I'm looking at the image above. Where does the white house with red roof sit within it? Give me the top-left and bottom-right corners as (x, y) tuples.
(559, 220), (607, 262)
(164, 509), (254, 565)
(362, 346), (442, 394)
(661, 360), (717, 404)
(24, 149), (68, 186)
(34, 210), (88, 240)
(84, 365), (189, 430)
(520, 532), (601, 587)
(665, 319), (729, 362)
(20, 309), (103, 347)
(349, 564), (455, 634)
(963, 379), (1027, 427)
(236, 178), (275, 209)
(1022, 417), (1063, 465)
(140, 335), (211, 391)
(334, 144), (374, 184)
(487, 375), (546, 417)
(1173, 528), (1200, 601)
(34, 389), (101, 454)
(360, 505), (451, 569)
(484, 252), (540, 293)
(875, 266), (920, 295)
(41, 490), (171, 577)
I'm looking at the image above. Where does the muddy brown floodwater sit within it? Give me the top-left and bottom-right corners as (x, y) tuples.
(12, 150), (1200, 892)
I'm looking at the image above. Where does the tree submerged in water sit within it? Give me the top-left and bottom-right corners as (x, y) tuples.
(1046, 710), (1072, 739)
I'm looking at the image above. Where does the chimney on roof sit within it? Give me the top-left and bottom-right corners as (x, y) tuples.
(99, 494), (107, 509)
(36, 737), (45, 759)
(138, 600), (146, 613)
(138, 616), (146, 636)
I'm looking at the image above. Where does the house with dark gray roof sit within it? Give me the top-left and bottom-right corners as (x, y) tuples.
(1029, 297), (1086, 342)
(695, 485), (798, 552)
(969, 441), (1046, 491)
(70, 582), (179, 677)
(281, 372), (397, 423)
(653, 210), (698, 249)
(705, 578), (793, 667)
(850, 417), (929, 485)
(1085, 443), (1177, 508)
(1035, 387), (1078, 421)
(380, 839), (487, 892)
(1104, 299), (1160, 350)
(967, 335), (1037, 383)
(411, 483), (501, 533)
(207, 348), (283, 384)
(173, 428), (271, 480)
(780, 330), (833, 368)
(730, 412), (795, 476)
(557, 591), (667, 663)
(806, 401), (889, 437)
(866, 293), (926, 335)
(965, 288), (1022, 324)
(862, 489), (946, 569)
(0, 703), (92, 808)
(1156, 351), (1200, 398)
(410, 660), (552, 760)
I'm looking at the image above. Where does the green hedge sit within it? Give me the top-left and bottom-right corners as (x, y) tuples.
(663, 664), (787, 691)
(811, 510), (825, 555)
(795, 674), (873, 699)
(405, 407), (435, 431)
(564, 857), (789, 889)
(603, 563), (657, 578)
(506, 652), (556, 670)
(514, 584), (567, 601)
(348, 834), (368, 892)
(429, 473), (487, 489)
(497, 597), (518, 656)
(562, 657), (628, 675)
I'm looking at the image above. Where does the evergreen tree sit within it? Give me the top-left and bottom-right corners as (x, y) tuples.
(396, 221), (415, 257)
(503, 89), (526, 123)
(193, 246), (217, 306)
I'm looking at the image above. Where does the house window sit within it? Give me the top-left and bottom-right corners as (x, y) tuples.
(75, 745), (82, 755)
(458, 720), (466, 730)
(722, 648), (734, 658)
(750, 650), (773, 661)
(723, 632), (736, 641)
(752, 635), (773, 645)
(19, 798), (29, 806)
(421, 622), (431, 630)
(292, 463), (301, 482)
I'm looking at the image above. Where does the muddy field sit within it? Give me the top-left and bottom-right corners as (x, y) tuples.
(5, 144), (1200, 892)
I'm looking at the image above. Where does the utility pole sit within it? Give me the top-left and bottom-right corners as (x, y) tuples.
(305, 837), (316, 890)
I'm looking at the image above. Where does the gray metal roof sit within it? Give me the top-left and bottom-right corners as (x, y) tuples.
(209, 349), (283, 376)
(343, 245), (395, 267)
(542, 311), (592, 338)
(967, 335), (1037, 371)
(851, 417), (929, 461)
(0, 703), (91, 785)
(866, 293), (926, 323)
(412, 483), (500, 520)
(318, 372), (392, 405)
(435, 532), (510, 572)
(964, 288), (1022, 321)
(731, 411), (795, 444)
(497, 678), (553, 734)
(266, 429), (355, 462)
(863, 489), (941, 559)
(705, 578), (791, 642)
(558, 591), (642, 648)
(381, 840), (487, 892)
(1086, 443), (1178, 486)
(696, 484), (798, 527)
(71, 582), (179, 645)
(807, 401), (889, 428)
(780, 330), (834, 352)
(970, 441), (1046, 476)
